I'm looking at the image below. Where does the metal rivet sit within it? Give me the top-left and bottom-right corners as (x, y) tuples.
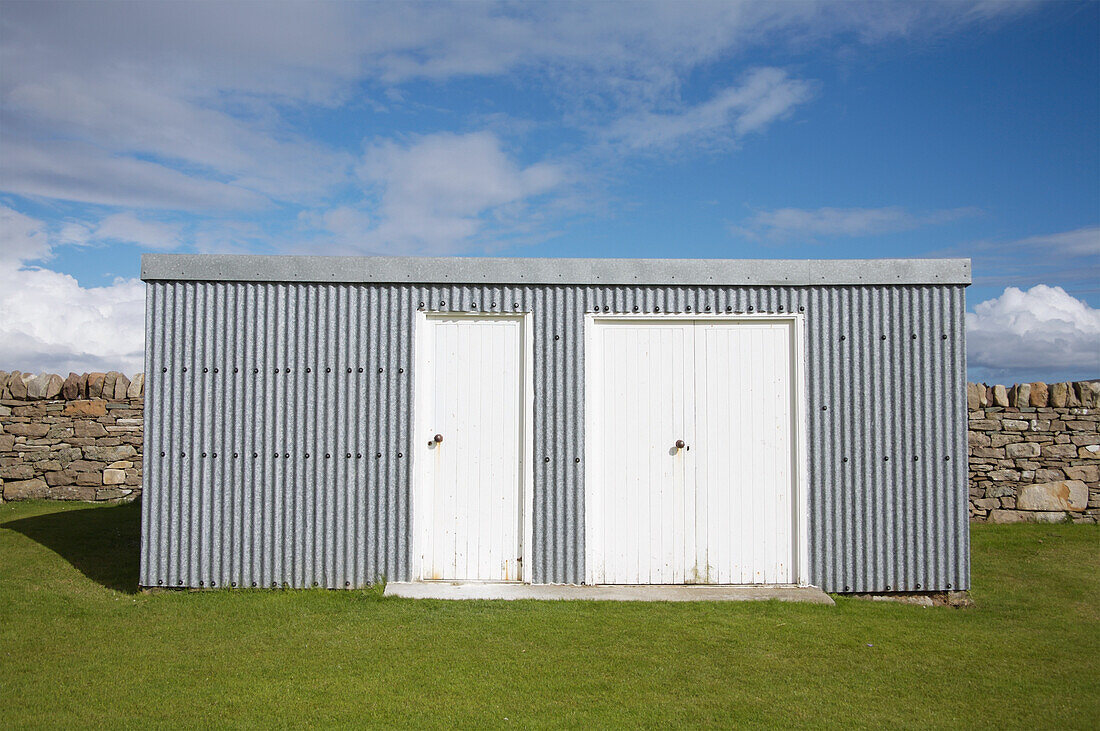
(799, 306), (805, 312)
(685, 305), (692, 311)
(179, 580), (183, 586)
(160, 451), (165, 457)
(284, 454), (289, 459)
(203, 367), (208, 373)
(346, 582), (351, 587)
(881, 335), (886, 340)
(822, 405), (828, 411)
(491, 302), (496, 308)
(347, 368), (352, 373)
(325, 453), (331, 459)
(913, 456), (919, 461)
(305, 453), (310, 458)
(234, 367), (239, 373)
(748, 306), (754, 312)
(306, 367), (311, 373)
(514, 303), (520, 309)
(471, 303), (477, 309)
(199, 581), (204, 587)
(210, 581), (215, 587)
(273, 369), (278, 374)
(326, 367), (331, 373)
(346, 453), (351, 458)
(398, 367), (404, 373)
(157, 579), (163, 585)
(916, 583), (921, 589)
(379, 367), (384, 373)
(884, 456), (889, 461)
(182, 367), (187, 372)
(397, 453), (403, 458)
(356, 453), (361, 459)
(575, 457), (580, 463)
(726, 305), (733, 312)
(704, 305), (711, 311)
(842, 457), (848, 463)
(439, 300), (445, 306)
(603, 305), (609, 312)
(253, 368), (259, 374)
(840, 335), (846, 341)
(777, 305), (784, 312)
(285, 368), (290, 373)
(162, 367), (167, 372)
(253, 453), (258, 458)
(844, 586), (850, 592)
(544, 457), (550, 463)
(654, 306), (660, 312)
(887, 585), (892, 591)
(272, 582), (277, 588)
(942, 334), (948, 340)
(911, 334), (917, 340)
(554, 335), (560, 341)
(632, 305), (639, 312)
(252, 582), (257, 587)
(214, 368), (219, 373)
(418, 301), (424, 308)
(233, 453), (238, 458)
(376, 453), (382, 458)
(212, 452), (217, 458)
(358, 367), (364, 373)
(947, 583), (952, 589)
(274, 453), (279, 458)
(945, 456), (951, 461)
(232, 582), (237, 588)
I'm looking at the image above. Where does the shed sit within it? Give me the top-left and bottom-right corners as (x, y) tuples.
(139, 255), (971, 594)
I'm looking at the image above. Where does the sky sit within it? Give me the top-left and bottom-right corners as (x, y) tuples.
(1, 0), (1097, 384)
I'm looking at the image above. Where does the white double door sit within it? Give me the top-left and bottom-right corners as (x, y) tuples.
(587, 318), (798, 585)
(416, 315), (528, 582)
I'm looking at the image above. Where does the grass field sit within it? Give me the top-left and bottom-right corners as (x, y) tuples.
(1, 500), (1097, 728)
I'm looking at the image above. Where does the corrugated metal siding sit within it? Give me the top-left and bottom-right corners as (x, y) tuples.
(140, 282), (969, 592)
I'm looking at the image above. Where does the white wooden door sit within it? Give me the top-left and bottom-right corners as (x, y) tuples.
(418, 316), (525, 581)
(587, 318), (796, 585)
(588, 322), (695, 584)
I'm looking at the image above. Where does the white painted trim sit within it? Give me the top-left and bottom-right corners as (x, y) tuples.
(583, 312), (811, 587)
(410, 312), (534, 582)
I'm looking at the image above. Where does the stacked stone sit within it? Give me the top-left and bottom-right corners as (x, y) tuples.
(0, 371), (144, 503)
(967, 380), (1099, 524)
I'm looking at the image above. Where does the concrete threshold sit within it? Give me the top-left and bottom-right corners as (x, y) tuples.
(384, 582), (834, 605)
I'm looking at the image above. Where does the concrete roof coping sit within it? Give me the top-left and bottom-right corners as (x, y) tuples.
(142, 254), (972, 286)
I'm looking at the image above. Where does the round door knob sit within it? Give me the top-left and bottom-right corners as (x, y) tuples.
(675, 439), (685, 449)
(433, 434), (443, 443)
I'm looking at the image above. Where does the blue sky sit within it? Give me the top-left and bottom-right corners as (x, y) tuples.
(1, 1), (1097, 382)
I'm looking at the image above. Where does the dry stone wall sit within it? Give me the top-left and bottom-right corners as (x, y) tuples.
(2, 369), (1098, 525)
(967, 380), (1099, 524)
(0, 371), (144, 503)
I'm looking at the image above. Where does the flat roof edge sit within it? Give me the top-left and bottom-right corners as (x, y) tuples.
(141, 255), (972, 286)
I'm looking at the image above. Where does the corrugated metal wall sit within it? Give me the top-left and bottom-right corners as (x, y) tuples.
(140, 282), (969, 592)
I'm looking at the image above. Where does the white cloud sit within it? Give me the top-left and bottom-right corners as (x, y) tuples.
(0, 209), (145, 374)
(732, 205), (977, 242)
(0, 2), (1033, 214)
(1007, 226), (1100, 256)
(0, 205), (52, 263)
(93, 213), (182, 251)
(351, 131), (568, 254)
(967, 285), (1100, 379)
(606, 68), (815, 151)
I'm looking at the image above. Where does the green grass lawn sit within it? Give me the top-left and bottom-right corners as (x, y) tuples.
(1, 501), (1097, 729)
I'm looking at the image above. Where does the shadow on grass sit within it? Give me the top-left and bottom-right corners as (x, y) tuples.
(1, 500), (141, 594)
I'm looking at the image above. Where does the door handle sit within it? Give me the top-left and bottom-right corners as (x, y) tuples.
(428, 433), (443, 447)
(675, 439), (686, 449)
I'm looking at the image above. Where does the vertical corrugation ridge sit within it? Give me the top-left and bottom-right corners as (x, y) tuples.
(142, 281), (968, 591)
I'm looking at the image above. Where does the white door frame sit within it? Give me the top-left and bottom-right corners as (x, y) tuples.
(411, 311), (535, 582)
(583, 313), (810, 586)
